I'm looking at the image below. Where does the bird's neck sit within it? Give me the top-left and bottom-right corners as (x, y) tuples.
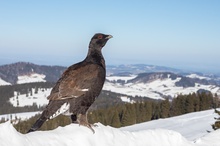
(85, 48), (105, 68)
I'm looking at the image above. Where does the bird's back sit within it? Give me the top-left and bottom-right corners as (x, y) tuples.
(48, 60), (106, 101)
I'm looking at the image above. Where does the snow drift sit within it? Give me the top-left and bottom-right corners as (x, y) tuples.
(0, 122), (193, 146)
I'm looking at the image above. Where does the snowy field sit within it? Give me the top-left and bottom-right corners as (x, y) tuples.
(0, 109), (220, 146)
(9, 88), (52, 107)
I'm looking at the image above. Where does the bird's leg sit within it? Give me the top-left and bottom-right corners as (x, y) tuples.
(71, 114), (78, 123)
(77, 114), (95, 133)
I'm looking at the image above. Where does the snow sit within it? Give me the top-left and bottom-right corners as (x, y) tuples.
(0, 109), (220, 146)
(0, 122), (193, 146)
(17, 73), (46, 84)
(9, 88), (51, 107)
(120, 96), (135, 103)
(0, 78), (11, 86)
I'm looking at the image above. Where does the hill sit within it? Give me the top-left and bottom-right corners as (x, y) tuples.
(105, 72), (220, 100)
(0, 62), (66, 84)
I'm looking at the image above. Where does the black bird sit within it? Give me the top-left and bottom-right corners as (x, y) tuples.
(27, 33), (112, 133)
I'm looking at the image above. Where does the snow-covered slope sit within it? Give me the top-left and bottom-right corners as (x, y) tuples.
(17, 73), (46, 84)
(121, 109), (218, 141)
(0, 78), (11, 86)
(0, 109), (220, 146)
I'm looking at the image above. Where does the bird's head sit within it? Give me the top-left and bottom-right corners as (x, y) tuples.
(89, 33), (113, 51)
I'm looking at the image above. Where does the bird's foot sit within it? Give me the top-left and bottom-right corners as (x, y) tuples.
(77, 114), (95, 133)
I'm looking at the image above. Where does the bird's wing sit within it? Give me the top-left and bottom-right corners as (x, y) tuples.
(48, 63), (99, 100)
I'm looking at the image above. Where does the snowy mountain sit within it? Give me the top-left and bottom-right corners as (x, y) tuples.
(0, 109), (220, 146)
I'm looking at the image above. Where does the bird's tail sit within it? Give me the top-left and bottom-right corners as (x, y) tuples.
(27, 112), (48, 133)
(27, 100), (66, 133)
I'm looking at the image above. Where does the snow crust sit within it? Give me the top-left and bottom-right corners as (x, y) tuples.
(17, 73), (46, 84)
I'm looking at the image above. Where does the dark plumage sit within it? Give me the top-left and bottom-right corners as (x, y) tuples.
(27, 33), (112, 133)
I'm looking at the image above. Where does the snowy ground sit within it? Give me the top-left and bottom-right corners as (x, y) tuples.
(0, 109), (220, 146)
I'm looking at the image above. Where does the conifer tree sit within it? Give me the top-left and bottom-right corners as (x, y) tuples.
(185, 94), (194, 113)
(160, 99), (170, 118)
(111, 111), (121, 128)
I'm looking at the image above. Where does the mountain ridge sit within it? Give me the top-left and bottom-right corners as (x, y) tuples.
(0, 62), (66, 84)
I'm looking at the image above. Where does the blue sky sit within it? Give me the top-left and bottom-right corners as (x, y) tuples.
(0, 0), (220, 73)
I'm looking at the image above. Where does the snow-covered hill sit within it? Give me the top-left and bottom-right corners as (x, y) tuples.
(104, 73), (220, 100)
(0, 109), (220, 146)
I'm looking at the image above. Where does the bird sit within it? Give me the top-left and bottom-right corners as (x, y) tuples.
(27, 33), (112, 133)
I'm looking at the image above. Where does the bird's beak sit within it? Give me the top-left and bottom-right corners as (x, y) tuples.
(106, 35), (113, 39)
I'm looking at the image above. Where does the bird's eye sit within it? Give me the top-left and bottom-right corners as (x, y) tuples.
(98, 35), (103, 39)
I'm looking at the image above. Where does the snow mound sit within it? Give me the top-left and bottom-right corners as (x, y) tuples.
(0, 122), (192, 146)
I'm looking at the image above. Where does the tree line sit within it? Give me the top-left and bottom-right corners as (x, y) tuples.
(10, 91), (219, 133)
(89, 92), (219, 127)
